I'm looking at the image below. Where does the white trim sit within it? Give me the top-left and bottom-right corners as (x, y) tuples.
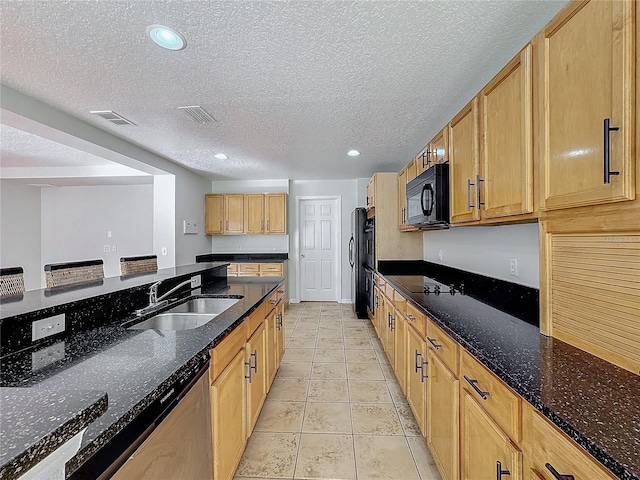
(295, 195), (342, 303)
(289, 298), (301, 304)
(340, 299), (354, 304)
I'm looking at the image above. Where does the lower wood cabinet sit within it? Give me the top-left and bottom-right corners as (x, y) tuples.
(394, 309), (407, 392)
(211, 349), (247, 480)
(427, 349), (459, 480)
(246, 321), (267, 436)
(406, 325), (427, 436)
(461, 390), (522, 480)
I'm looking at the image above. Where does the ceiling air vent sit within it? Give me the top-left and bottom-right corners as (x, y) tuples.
(178, 105), (216, 124)
(90, 110), (137, 126)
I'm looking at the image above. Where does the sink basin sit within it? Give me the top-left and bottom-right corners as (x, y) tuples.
(127, 297), (240, 331)
(128, 313), (215, 331)
(167, 298), (239, 314)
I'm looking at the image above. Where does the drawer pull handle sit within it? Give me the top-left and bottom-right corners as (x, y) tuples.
(496, 461), (510, 479)
(245, 349), (258, 382)
(467, 178), (475, 210)
(545, 463), (575, 480)
(603, 118), (620, 184)
(270, 299), (278, 305)
(427, 337), (442, 349)
(406, 313), (415, 321)
(464, 375), (490, 400)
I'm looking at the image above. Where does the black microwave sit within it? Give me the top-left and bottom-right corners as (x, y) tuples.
(406, 163), (450, 228)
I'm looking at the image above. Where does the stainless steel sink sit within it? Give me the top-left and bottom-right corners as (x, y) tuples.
(127, 297), (240, 331)
(167, 298), (239, 314)
(127, 313), (215, 331)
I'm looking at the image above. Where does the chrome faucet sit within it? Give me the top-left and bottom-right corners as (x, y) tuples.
(137, 278), (193, 316)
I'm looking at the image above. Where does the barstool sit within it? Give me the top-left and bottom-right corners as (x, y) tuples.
(44, 259), (104, 288)
(120, 255), (158, 276)
(0, 267), (26, 296)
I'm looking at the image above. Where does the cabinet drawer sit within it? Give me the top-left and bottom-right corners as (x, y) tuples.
(526, 405), (616, 480)
(227, 263), (238, 273)
(259, 263), (283, 276)
(384, 283), (395, 301)
(393, 290), (406, 314)
(276, 284), (286, 303)
(210, 321), (246, 382)
(238, 263), (260, 274)
(404, 302), (426, 338)
(246, 302), (266, 338)
(426, 319), (458, 373)
(460, 349), (521, 441)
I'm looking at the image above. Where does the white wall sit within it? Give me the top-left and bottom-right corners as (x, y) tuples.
(288, 179), (358, 303)
(41, 185), (154, 280)
(423, 223), (539, 288)
(0, 181), (42, 290)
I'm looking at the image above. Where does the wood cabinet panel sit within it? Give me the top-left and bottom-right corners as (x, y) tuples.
(461, 349), (521, 442)
(205, 194), (224, 235)
(259, 263), (284, 276)
(265, 193), (287, 234)
(211, 349), (247, 480)
(449, 98), (481, 224)
(427, 350), (459, 480)
(406, 324), (427, 436)
(398, 169), (408, 230)
(481, 44), (534, 219)
(541, 0), (635, 210)
(394, 309), (407, 393)
(211, 320), (246, 382)
(426, 318), (458, 374)
(404, 302), (426, 338)
(244, 194), (265, 234)
(225, 194), (245, 234)
(265, 307), (278, 389)
(431, 127), (449, 166)
(246, 322), (267, 436)
(461, 391), (522, 480)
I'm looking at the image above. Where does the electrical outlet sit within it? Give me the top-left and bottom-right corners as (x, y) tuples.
(509, 257), (519, 277)
(438, 249), (443, 261)
(237, 245), (242, 251)
(161, 247), (168, 256)
(103, 245), (111, 253)
(32, 341), (65, 370)
(32, 314), (66, 342)
(191, 275), (202, 288)
(112, 245), (117, 252)
(107, 230), (112, 238)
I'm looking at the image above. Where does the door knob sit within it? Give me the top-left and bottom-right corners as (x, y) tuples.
(301, 255), (305, 258)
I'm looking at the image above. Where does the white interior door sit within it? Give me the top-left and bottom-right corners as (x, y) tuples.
(299, 198), (340, 302)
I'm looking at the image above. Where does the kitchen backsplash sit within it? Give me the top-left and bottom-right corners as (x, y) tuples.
(211, 234), (289, 253)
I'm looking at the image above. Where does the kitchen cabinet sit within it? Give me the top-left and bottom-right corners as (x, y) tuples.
(449, 97), (481, 224)
(415, 146), (430, 177)
(205, 194), (225, 234)
(366, 175), (376, 210)
(225, 194), (245, 234)
(244, 194), (265, 234)
(406, 157), (418, 183)
(112, 373), (213, 480)
(211, 349), (247, 480)
(265, 306), (278, 389)
(406, 323), (427, 436)
(276, 300), (285, 363)
(246, 320), (267, 436)
(373, 285), (384, 336)
(398, 168), (408, 230)
(265, 193), (287, 233)
(393, 292), (407, 392)
(430, 127), (448, 166)
(540, 0), (636, 211)
(480, 44), (535, 220)
(522, 403), (616, 480)
(461, 390), (522, 480)
(226, 262), (285, 278)
(205, 193), (287, 235)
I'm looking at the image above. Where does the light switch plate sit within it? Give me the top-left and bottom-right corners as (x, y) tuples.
(32, 341), (65, 370)
(32, 314), (66, 341)
(183, 220), (199, 234)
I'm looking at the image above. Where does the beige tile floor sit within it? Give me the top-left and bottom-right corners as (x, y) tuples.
(234, 302), (442, 480)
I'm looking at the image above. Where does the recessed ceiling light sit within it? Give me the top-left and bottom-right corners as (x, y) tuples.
(214, 153), (228, 160)
(347, 150), (360, 157)
(146, 25), (186, 51)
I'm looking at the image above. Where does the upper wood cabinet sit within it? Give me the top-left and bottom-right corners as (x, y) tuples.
(366, 176), (376, 210)
(406, 157), (418, 183)
(540, 0), (636, 211)
(430, 127), (449, 167)
(244, 194), (265, 234)
(205, 193), (287, 235)
(398, 169), (408, 230)
(205, 194), (224, 234)
(265, 193), (287, 234)
(225, 194), (245, 234)
(449, 97), (481, 224)
(480, 44), (534, 220)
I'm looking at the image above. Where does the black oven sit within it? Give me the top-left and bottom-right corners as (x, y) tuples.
(406, 163), (450, 228)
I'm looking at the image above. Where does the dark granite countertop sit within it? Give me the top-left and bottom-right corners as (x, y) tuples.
(0, 262), (229, 320)
(0, 276), (282, 479)
(382, 272), (639, 480)
(196, 253), (288, 263)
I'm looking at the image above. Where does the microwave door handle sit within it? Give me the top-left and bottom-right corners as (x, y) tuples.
(425, 184), (434, 216)
(420, 184), (428, 215)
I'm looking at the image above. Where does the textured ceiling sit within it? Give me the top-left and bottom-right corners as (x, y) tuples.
(0, 0), (567, 181)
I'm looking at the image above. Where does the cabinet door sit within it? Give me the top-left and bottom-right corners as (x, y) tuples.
(481, 45), (533, 219)
(244, 194), (265, 234)
(461, 391), (522, 480)
(449, 98), (480, 224)
(427, 350), (459, 480)
(211, 349), (247, 480)
(542, 0), (635, 210)
(394, 310), (407, 393)
(205, 194), (224, 235)
(367, 176), (375, 209)
(246, 322), (267, 436)
(406, 326), (427, 436)
(265, 193), (287, 234)
(373, 287), (383, 336)
(406, 158), (418, 183)
(431, 127), (449, 165)
(398, 169), (408, 230)
(276, 302), (285, 364)
(225, 194), (245, 234)
(265, 308), (278, 390)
